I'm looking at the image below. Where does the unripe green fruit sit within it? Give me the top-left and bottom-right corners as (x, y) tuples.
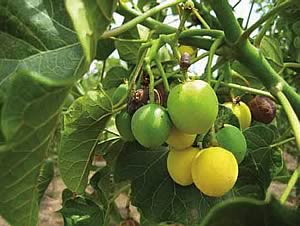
(216, 124), (247, 163)
(115, 111), (135, 141)
(167, 147), (199, 186)
(131, 104), (172, 148)
(112, 83), (128, 105)
(167, 80), (218, 134)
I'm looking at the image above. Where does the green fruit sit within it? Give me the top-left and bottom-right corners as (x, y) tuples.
(224, 101), (251, 130)
(216, 124), (247, 163)
(192, 147), (238, 197)
(167, 147), (199, 186)
(167, 80), (218, 134)
(112, 83), (128, 105)
(64, 93), (75, 108)
(166, 127), (196, 150)
(131, 104), (172, 148)
(115, 111), (135, 141)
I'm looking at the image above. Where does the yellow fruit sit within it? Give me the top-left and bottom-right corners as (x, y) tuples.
(166, 127), (197, 150)
(167, 147), (199, 186)
(178, 45), (197, 57)
(224, 101), (251, 130)
(191, 147), (238, 197)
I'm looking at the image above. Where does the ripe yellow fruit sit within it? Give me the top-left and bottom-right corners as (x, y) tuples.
(166, 127), (197, 150)
(224, 101), (251, 130)
(191, 147), (238, 197)
(167, 147), (199, 186)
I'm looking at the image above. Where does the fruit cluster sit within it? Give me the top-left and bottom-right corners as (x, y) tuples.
(114, 77), (277, 197)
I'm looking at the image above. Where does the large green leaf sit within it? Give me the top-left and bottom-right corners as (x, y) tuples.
(0, 0), (83, 89)
(65, 0), (117, 64)
(58, 91), (112, 193)
(0, 70), (70, 226)
(200, 197), (300, 226)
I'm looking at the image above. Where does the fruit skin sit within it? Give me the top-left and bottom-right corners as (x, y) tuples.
(115, 111), (135, 141)
(216, 124), (247, 163)
(166, 127), (196, 150)
(167, 147), (199, 186)
(248, 95), (276, 124)
(224, 101), (251, 130)
(112, 83), (128, 105)
(167, 80), (218, 134)
(179, 45), (196, 57)
(192, 147), (238, 197)
(131, 104), (172, 148)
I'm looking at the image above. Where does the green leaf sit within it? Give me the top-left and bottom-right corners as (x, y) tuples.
(0, 70), (70, 226)
(96, 39), (115, 60)
(0, 0), (83, 88)
(58, 91), (112, 193)
(260, 36), (283, 71)
(215, 105), (240, 129)
(90, 166), (129, 208)
(200, 197), (300, 226)
(243, 125), (276, 190)
(37, 159), (55, 203)
(115, 22), (142, 65)
(65, 0), (117, 64)
(102, 66), (129, 90)
(60, 190), (104, 226)
(114, 142), (266, 225)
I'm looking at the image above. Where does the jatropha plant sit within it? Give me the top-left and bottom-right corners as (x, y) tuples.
(0, 0), (300, 225)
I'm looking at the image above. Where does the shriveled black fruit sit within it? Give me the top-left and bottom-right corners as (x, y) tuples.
(127, 88), (162, 115)
(248, 95), (276, 124)
(141, 73), (150, 88)
(180, 52), (191, 70)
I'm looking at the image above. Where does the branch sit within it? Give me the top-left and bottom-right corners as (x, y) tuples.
(101, 0), (184, 39)
(208, 0), (300, 118)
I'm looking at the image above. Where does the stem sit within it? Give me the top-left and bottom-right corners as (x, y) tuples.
(213, 74), (224, 91)
(154, 51), (210, 86)
(211, 80), (275, 99)
(245, 0), (255, 29)
(101, 0), (184, 39)
(270, 137), (295, 148)
(145, 64), (155, 103)
(280, 164), (300, 204)
(180, 29), (224, 38)
(155, 59), (170, 92)
(99, 60), (106, 83)
(108, 37), (147, 43)
(276, 91), (300, 151)
(116, 2), (216, 51)
(284, 62), (300, 70)
(253, 17), (273, 47)
(192, 8), (211, 29)
(240, 0), (293, 41)
(206, 38), (224, 84)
